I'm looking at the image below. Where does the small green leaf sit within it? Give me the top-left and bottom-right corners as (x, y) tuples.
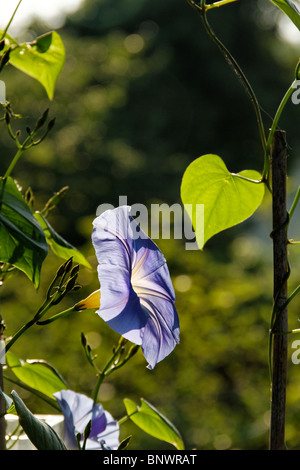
(124, 398), (184, 450)
(34, 212), (91, 268)
(11, 390), (67, 450)
(181, 154), (265, 249)
(6, 351), (67, 399)
(269, 0), (300, 30)
(6, 31), (65, 99)
(0, 177), (48, 287)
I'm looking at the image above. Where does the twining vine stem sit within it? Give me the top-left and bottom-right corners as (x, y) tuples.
(189, 0), (267, 155)
(0, 0), (23, 42)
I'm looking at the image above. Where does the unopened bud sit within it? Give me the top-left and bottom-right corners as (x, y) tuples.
(70, 265), (80, 277)
(65, 274), (78, 292)
(118, 436), (132, 450)
(127, 344), (140, 360)
(64, 257), (73, 274)
(35, 108), (49, 130)
(81, 332), (87, 347)
(83, 420), (92, 440)
(47, 117), (56, 131)
(0, 49), (10, 71)
(56, 262), (67, 278)
(72, 284), (81, 291)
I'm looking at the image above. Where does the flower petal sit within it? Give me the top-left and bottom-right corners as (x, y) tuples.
(54, 390), (119, 450)
(53, 390), (78, 449)
(92, 206), (180, 368)
(85, 411), (120, 450)
(140, 294), (180, 369)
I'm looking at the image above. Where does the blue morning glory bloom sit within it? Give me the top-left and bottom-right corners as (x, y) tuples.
(53, 390), (119, 450)
(92, 205), (180, 370)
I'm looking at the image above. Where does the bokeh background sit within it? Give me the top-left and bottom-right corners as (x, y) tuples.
(0, 0), (300, 450)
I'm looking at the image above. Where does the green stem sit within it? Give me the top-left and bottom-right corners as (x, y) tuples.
(262, 82), (296, 182)
(206, 0), (239, 9)
(270, 283), (300, 338)
(0, 0), (23, 42)
(4, 133), (34, 178)
(4, 148), (24, 178)
(272, 328), (300, 335)
(5, 300), (53, 353)
(105, 345), (140, 377)
(199, 0), (267, 154)
(118, 410), (138, 426)
(6, 425), (23, 450)
(282, 284), (300, 314)
(288, 186), (300, 222)
(36, 306), (77, 325)
(5, 120), (21, 146)
(92, 338), (126, 404)
(232, 173), (263, 184)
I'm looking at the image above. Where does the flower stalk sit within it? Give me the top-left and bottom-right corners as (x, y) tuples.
(5, 258), (80, 352)
(92, 337), (129, 404)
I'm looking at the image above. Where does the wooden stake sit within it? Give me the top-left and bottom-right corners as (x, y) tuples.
(269, 130), (288, 450)
(0, 363), (6, 450)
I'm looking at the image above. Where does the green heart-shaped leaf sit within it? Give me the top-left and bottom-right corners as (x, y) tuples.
(6, 31), (65, 99)
(181, 154), (265, 249)
(124, 398), (184, 450)
(6, 352), (67, 399)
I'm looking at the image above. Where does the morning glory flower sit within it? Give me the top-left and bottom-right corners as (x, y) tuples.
(53, 390), (119, 450)
(91, 205), (180, 370)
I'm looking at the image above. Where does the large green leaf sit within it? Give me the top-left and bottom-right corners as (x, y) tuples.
(181, 154), (265, 249)
(34, 212), (91, 268)
(6, 351), (67, 399)
(270, 0), (300, 29)
(5, 31), (65, 99)
(124, 398), (184, 450)
(11, 390), (67, 450)
(0, 177), (48, 287)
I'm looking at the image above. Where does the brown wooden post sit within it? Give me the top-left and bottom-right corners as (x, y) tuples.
(269, 130), (288, 450)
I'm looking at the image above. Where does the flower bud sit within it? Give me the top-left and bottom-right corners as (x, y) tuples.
(70, 265), (80, 277)
(81, 332), (87, 347)
(64, 257), (73, 274)
(47, 117), (56, 132)
(35, 108), (49, 130)
(74, 290), (100, 311)
(65, 274), (78, 293)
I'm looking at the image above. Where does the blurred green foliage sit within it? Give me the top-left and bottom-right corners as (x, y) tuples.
(0, 0), (300, 450)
